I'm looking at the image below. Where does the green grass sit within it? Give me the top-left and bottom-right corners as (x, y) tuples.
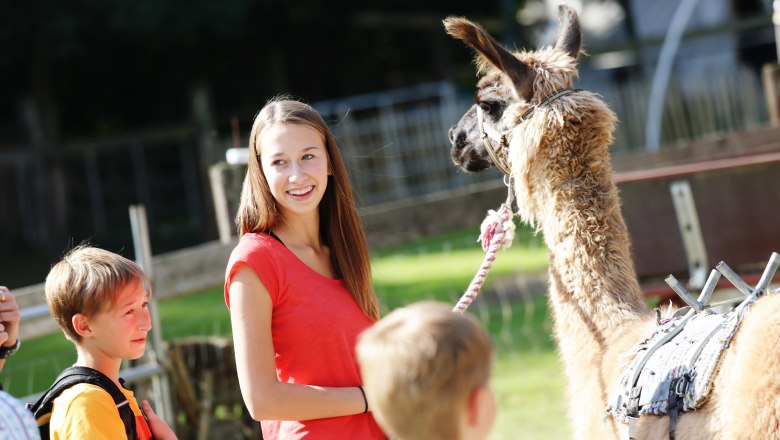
(372, 223), (548, 310)
(492, 350), (568, 440)
(479, 293), (568, 440)
(6, 225), (567, 439)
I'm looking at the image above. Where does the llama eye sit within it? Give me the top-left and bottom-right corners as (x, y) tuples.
(479, 102), (492, 113)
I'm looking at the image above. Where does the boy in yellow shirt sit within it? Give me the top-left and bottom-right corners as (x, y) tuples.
(42, 246), (176, 439)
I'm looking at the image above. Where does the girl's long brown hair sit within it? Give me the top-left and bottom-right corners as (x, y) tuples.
(236, 96), (380, 321)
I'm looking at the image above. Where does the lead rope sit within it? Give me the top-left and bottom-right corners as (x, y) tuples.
(453, 175), (517, 313)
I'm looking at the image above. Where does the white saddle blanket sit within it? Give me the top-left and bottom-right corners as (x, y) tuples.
(607, 303), (750, 423)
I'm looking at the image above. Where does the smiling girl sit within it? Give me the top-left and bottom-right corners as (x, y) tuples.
(224, 97), (385, 439)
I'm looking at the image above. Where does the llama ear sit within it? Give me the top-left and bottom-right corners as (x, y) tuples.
(554, 5), (582, 60)
(443, 16), (534, 101)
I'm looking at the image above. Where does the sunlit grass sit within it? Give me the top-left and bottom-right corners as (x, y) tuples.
(372, 224), (548, 310)
(491, 350), (568, 440)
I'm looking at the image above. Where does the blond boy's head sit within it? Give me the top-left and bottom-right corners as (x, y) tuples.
(357, 301), (496, 440)
(45, 245), (148, 342)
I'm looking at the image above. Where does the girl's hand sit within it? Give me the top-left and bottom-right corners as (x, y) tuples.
(142, 400), (179, 440)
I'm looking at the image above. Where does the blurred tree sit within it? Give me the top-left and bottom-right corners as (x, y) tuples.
(0, 0), (505, 142)
(0, 0), (511, 286)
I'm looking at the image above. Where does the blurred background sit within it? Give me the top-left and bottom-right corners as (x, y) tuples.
(2, 0), (780, 438)
(2, 0), (777, 286)
(1, 0), (506, 281)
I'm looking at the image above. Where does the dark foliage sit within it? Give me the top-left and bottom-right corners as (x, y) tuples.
(0, 0), (508, 141)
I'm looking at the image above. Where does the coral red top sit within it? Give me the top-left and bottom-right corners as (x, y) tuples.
(225, 232), (385, 440)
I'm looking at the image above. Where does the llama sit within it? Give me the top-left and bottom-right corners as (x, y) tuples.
(444, 5), (780, 439)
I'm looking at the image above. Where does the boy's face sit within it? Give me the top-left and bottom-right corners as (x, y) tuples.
(85, 278), (151, 361)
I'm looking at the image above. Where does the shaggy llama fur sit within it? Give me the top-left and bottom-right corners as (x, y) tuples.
(444, 5), (780, 439)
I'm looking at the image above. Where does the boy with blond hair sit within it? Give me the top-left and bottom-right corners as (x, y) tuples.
(356, 301), (497, 440)
(39, 245), (176, 439)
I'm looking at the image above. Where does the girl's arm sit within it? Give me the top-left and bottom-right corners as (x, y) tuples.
(229, 265), (366, 421)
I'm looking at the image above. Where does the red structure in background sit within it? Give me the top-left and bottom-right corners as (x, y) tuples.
(613, 125), (780, 302)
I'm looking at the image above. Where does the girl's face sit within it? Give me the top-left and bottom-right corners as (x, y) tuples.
(259, 123), (330, 219)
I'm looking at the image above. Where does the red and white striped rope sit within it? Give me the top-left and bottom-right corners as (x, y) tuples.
(453, 202), (515, 313)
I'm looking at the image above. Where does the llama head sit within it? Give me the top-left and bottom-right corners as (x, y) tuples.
(443, 5), (582, 174)
(444, 5), (619, 226)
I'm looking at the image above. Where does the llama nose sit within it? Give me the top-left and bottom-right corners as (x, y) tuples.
(448, 127), (456, 144)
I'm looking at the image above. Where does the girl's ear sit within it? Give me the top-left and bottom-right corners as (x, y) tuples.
(72, 313), (92, 338)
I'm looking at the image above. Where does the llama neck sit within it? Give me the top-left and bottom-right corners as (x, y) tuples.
(537, 168), (650, 434)
(538, 164), (648, 344)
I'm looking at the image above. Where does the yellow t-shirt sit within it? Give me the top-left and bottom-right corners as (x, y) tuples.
(49, 382), (152, 440)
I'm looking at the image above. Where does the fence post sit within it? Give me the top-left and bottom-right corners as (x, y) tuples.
(209, 163), (233, 244)
(669, 181), (708, 289)
(129, 204), (174, 424)
(763, 63), (780, 127)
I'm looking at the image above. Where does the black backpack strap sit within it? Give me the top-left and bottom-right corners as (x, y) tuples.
(27, 366), (138, 440)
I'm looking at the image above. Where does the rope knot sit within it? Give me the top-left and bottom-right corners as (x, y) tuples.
(478, 203), (516, 252)
(453, 202), (517, 314)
